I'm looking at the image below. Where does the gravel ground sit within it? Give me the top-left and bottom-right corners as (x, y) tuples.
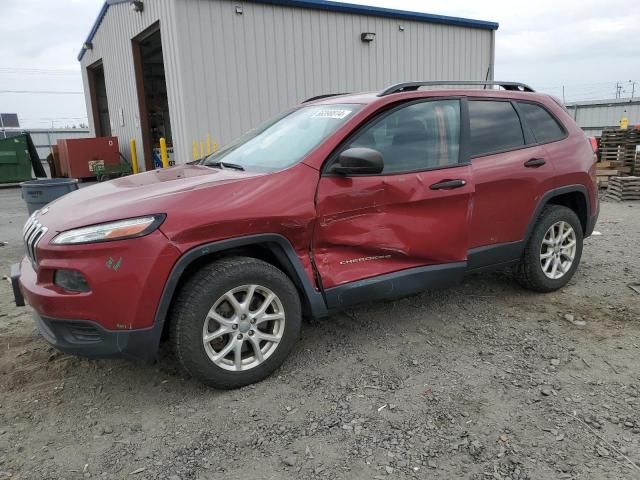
(1, 187), (639, 480)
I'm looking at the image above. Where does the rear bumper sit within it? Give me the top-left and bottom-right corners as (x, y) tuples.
(585, 201), (599, 237)
(33, 312), (161, 362)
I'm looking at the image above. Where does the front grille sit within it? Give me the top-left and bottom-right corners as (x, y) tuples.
(23, 214), (48, 266)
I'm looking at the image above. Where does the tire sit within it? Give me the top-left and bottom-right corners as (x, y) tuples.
(514, 205), (583, 292)
(169, 256), (302, 389)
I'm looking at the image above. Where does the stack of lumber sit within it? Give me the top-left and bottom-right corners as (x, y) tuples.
(606, 176), (640, 201)
(599, 127), (640, 174)
(596, 160), (631, 188)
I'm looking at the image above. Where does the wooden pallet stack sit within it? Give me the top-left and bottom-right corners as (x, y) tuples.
(606, 176), (640, 201)
(596, 128), (640, 187)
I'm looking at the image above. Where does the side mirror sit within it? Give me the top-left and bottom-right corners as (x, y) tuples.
(331, 147), (384, 175)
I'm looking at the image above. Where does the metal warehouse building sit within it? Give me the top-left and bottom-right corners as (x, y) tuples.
(79, 0), (498, 170)
(565, 98), (640, 137)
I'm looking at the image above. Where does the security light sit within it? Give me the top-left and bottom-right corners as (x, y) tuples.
(361, 32), (376, 42)
(83, 42), (93, 50)
(235, 5), (243, 14)
(130, 1), (144, 13)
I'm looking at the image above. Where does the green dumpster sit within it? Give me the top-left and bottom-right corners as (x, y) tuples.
(0, 135), (33, 183)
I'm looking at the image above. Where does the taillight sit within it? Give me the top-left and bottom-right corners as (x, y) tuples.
(588, 137), (598, 164)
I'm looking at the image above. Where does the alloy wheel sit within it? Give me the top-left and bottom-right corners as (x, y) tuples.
(540, 221), (577, 280)
(202, 284), (285, 371)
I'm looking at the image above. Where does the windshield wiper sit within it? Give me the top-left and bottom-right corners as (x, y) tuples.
(206, 161), (245, 171)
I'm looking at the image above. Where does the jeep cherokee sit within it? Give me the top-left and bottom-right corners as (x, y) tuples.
(11, 81), (599, 388)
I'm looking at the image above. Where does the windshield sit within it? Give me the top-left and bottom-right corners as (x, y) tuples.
(203, 103), (362, 171)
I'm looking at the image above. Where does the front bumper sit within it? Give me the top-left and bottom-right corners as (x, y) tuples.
(11, 262), (162, 361)
(33, 312), (161, 362)
(10, 263), (24, 306)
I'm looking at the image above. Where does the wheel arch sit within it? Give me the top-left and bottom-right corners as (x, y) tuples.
(525, 185), (590, 242)
(149, 235), (328, 353)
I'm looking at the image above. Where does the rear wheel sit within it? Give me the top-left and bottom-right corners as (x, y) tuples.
(170, 257), (301, 388)
(514, 205), (583, 292)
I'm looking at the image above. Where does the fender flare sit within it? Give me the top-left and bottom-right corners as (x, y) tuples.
(524, 184), (590, 242)
(146, 234), (328, 356)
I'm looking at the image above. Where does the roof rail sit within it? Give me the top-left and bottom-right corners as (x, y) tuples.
(302, 93), (350, 103)
(378, 81), (535, 97)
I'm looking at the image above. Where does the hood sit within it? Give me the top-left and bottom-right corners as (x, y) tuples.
(39, 165), (266, 232)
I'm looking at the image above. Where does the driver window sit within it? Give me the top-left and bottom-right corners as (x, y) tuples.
(349, 99), (461, 174)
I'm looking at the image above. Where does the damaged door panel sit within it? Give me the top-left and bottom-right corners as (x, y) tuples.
(313, 169), (473, 288)
(312, 98), (472, 289)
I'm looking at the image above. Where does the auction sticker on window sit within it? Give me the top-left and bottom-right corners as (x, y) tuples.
(312, 109), (353, 119)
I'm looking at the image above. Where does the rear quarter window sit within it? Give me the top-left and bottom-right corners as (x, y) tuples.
(517, 102), (566, 144)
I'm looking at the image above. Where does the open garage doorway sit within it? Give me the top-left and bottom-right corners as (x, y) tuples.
(87, 61), (111, 137)
(133, 23), (173, 171)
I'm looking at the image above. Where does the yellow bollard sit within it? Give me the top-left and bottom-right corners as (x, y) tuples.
(206, 134), (212, 155)
(129, 138), (139, 174)
(213, 141), (218, 153)
(200, 141), (204, 159)
(160, 137), (169, 168)
(192, 140), (198, 161)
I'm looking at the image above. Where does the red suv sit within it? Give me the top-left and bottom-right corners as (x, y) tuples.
(12, 81), (599, 388)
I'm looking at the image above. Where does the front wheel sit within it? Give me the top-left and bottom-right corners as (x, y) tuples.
(514, 205), (583, 292)
(170, 257), (301, 388)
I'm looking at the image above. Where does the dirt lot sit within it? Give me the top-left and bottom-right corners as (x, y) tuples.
(1, 187), (639, 480)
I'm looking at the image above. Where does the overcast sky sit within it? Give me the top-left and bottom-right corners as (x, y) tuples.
(1, 0), (639, 128)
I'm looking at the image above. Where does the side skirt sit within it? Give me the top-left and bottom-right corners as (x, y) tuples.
(467, 241), (524, 272)
(324, 262), (467, 310)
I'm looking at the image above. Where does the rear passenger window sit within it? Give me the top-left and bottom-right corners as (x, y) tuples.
(517, 102), (565, 143)
(348, 99), (461, 174)
(469, 101), (525, 157)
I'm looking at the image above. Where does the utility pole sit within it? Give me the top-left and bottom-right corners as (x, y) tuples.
(562, 85), (566, 104)
(631, 80), (636, 99)
(616, 82), (622, 99)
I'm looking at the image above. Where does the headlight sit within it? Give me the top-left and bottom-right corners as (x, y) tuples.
(51, 215), (165, 245)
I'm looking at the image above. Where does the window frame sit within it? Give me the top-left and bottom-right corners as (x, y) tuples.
(513, 100), (568, 147)
(322, 96), (470, 177)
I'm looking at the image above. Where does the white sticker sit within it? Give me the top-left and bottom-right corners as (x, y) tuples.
(312, 109), (352, 120)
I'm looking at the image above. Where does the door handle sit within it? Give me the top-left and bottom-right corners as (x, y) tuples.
(430, 179), (467, 190)
(524, 158), (546, 168)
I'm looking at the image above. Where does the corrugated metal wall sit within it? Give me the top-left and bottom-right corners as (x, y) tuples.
(174, 0), (494, 155)
(81, 0), (494, 169)
(80, 0), (184, 164)
(566, 99), (640, 137)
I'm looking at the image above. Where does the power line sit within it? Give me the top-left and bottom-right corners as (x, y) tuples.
(0, 67), (79, 76)
(0, 90), (84, 95)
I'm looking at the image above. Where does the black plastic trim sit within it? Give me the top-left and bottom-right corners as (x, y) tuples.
(585, 201), (599, 238)
(524, 185), (590, 242)
(10, 263), (25, 307)
(324, 262), (466, 310)
(148, 234), (329, 356)
(34, 313), (157, 362)
(467, 241), (524, 271)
